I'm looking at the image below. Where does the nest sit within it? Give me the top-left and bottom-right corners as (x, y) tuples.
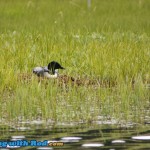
(17, 73), (117, 88)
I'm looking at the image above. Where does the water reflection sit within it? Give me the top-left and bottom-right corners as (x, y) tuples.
(0, 122), (150, 149)
(111, 140), (126, 143)
(61, 137), (82, 142)
(132, 136), (150, 140)
(82, 143), (104, 147)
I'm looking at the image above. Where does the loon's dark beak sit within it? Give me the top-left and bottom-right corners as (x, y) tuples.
(60, 66), (65, 69)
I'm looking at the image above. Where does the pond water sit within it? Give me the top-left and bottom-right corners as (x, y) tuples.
(0, 120), (150, 150)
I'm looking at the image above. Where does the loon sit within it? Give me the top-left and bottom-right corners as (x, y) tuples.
(32, 61), (98, 86)
(19, 61), (108, 87)
(33, 61), (65, 78)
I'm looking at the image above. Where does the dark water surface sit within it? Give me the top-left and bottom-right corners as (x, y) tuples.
(0, 120), (150, 150)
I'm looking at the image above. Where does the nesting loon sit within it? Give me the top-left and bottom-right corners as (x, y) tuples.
(19, 61), (104, 87)
(33, 61), (65, 78)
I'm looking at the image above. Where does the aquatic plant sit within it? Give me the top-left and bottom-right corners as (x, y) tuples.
(0, 0), (149, 125)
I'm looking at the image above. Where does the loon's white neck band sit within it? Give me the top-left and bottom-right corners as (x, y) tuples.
(44, 69), (59, 78)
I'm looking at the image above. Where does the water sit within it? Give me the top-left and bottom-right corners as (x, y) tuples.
(0, 120), (150, 150)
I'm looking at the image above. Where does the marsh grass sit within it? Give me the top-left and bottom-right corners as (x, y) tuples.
(0, 0), (150, 125)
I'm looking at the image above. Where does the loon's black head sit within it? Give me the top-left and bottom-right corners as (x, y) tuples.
(48, 61), (65, 74)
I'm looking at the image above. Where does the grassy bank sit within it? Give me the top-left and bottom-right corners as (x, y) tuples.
(0, 0), (150, 124)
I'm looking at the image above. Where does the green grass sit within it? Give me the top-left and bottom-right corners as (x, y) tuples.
(0, 0), (150, 124)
